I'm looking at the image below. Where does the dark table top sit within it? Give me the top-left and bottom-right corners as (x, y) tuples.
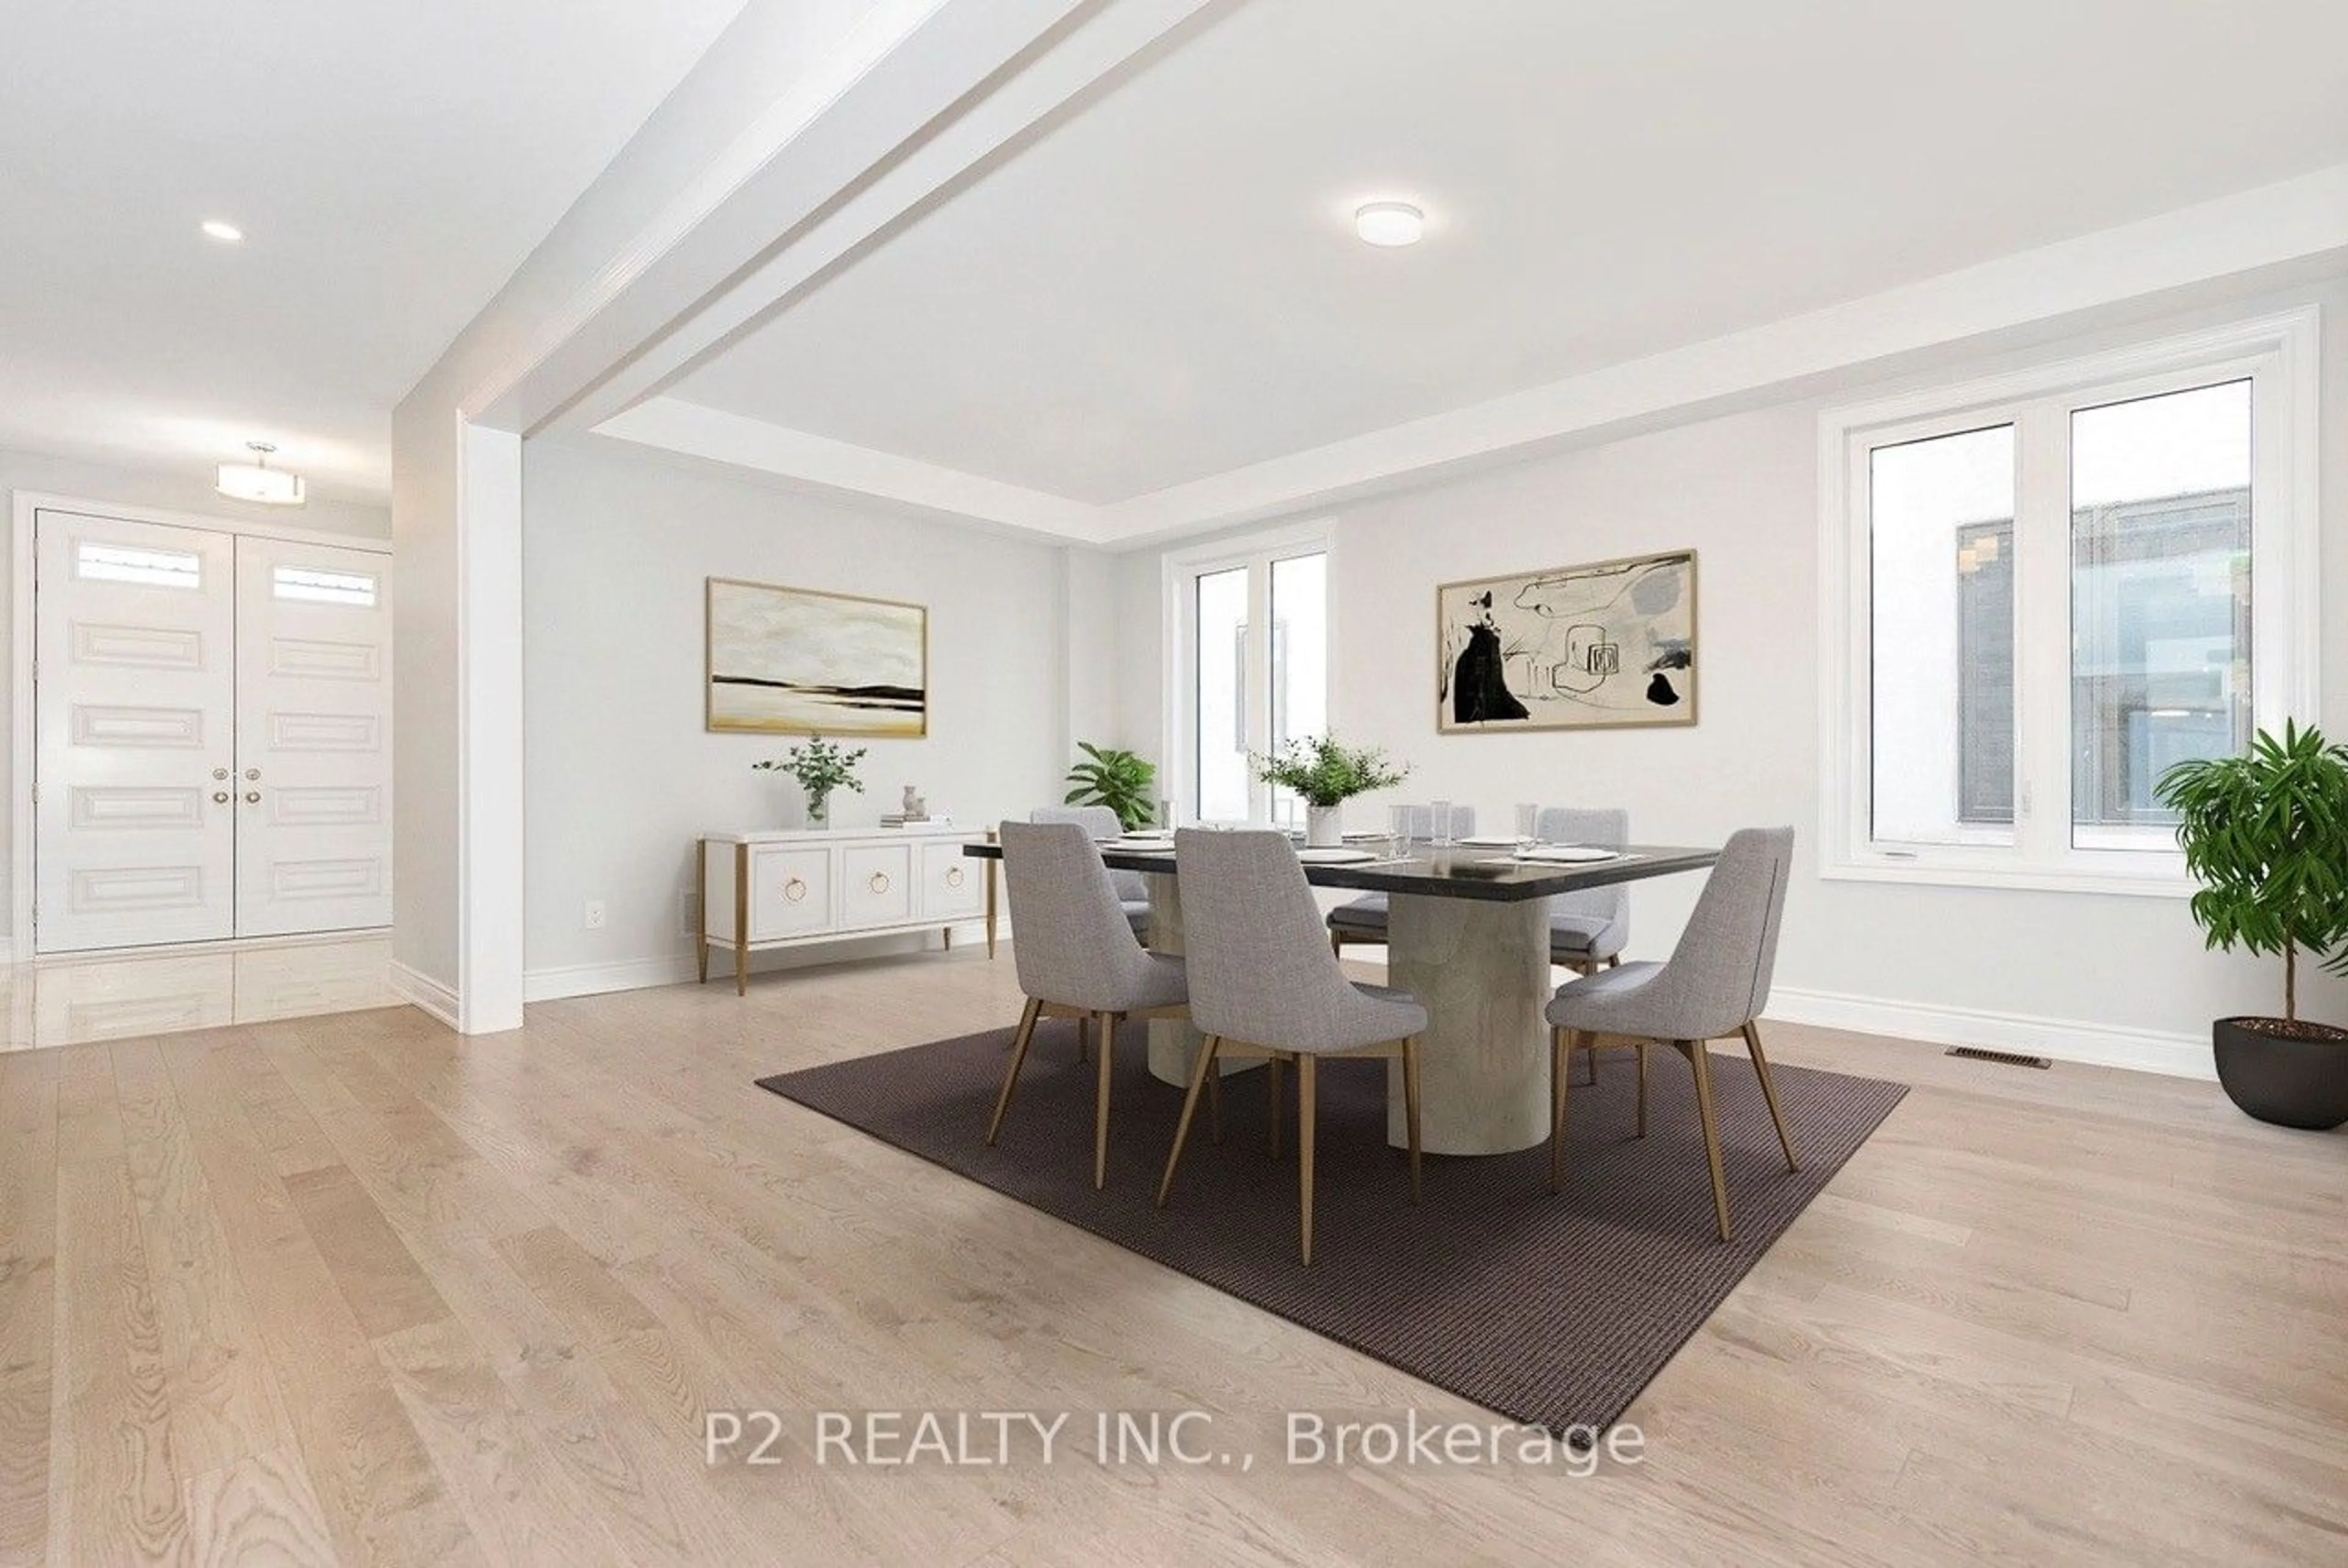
(961, 837), (1720, 903)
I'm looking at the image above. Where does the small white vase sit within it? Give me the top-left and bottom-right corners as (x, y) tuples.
(1305, 804), (1343, 847)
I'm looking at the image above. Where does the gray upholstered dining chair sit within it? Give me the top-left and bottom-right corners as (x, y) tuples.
(1326, 803), (1477, 958)
(1536, 806), (1630, 973)
(1030, 805), (1153, 941)
(1159, 828), (1427, 1264)
(989, 820), (1192, 1188)
(1539, 805), (1631, 1085)
(1543, 826), (1800, 1242)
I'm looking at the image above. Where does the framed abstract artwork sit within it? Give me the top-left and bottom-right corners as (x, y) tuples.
(705, 576), (928, 737)
(1436, 550), (1697, 732)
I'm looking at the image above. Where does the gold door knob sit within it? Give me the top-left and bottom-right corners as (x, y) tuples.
(212, 767), (230, 781)
(243, 790), (261, 803)
(945, 866), (965, 889)
(783, 878), (807, 903)
(868, 872), (890, 894)
(245, 768), (260, 781)
(212, 790), (231, 804)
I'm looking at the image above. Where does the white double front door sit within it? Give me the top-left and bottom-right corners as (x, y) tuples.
(32, 509), (392, 953)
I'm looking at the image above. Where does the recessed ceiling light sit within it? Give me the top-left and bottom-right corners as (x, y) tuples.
(1354, 201), (1425, 248)
(200, 219), (245, 244)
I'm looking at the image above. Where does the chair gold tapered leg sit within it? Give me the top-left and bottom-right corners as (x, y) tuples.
(1740, 1020), (1800, 1171)
(1266, 1055), (1284, 1158)
(1093, 1011), (1117, 1189)
(1156, 1034), (1222, 1205)
(1330, 930), (1344, 959)
(1296, 1053), (1317, 1265)
(986, 997), (1043, 1144)
(1584, 1043), (1598, 1086)
(1206, 1053), (1224, 1144)
(1548, 1026), (1571, 1194)
(1685, 1040), (1732, 1242)
(1636, 1041), (1649, 1138)
(1401, 1036), (1423, 1202)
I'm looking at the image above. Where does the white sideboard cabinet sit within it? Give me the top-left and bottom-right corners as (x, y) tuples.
(697, 826), (992, 993)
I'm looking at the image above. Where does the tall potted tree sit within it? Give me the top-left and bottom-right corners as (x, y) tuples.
(1063, 742), (1157, 831)
(2156, 721), (2348, 1129)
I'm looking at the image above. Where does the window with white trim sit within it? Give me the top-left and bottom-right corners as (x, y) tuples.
(1822, 311), (2319, 893)
(1167, 528), (1330, 826)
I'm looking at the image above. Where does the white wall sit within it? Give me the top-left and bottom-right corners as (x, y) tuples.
(2, 447), (389, 941)
(520, 434), (1077, 994)
(1114, 281), (2348, 1070)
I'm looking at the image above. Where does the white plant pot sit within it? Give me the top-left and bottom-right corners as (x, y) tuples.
(1305, 804), (1343, 848)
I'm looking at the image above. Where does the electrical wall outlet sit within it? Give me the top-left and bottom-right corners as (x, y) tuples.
(583, 900), (607, 930)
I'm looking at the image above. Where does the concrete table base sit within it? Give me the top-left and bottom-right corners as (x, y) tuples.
(1384, 893), (1554, 1155)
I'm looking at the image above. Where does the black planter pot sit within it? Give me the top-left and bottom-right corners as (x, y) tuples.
(2212, 1017), (2348, 1131)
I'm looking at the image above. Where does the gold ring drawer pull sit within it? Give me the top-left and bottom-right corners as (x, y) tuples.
(868, 872), (891, 894)
(945, 866), (966, 889)
(783, 878), (808, 903)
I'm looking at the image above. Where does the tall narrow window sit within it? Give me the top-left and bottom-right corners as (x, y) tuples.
(1173, 535), (1331, 825)
(1868, 424), (2016, 847)
(1823, 312), (2314, 892)
(2069, 380), (2251, 848)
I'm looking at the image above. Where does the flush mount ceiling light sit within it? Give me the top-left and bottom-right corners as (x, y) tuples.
(215, 442), (306, 506)
(200, 219), (245, 243)
(1354, 201), (1425, 247)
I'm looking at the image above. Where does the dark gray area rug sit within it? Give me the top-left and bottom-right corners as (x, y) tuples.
(756, 1021), (1906, 1434)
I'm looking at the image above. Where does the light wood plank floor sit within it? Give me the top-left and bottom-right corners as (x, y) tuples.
(6, 946), (2346, 1566)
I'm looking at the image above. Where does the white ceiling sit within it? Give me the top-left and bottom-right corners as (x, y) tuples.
(0, 0), (745, 503)
(669, 0), (2348, 507)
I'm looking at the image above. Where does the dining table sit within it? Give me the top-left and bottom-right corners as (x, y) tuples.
(961, 833), (1721, 1157)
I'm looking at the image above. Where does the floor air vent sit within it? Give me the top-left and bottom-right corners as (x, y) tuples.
(1946, 1045), (2052, 1070)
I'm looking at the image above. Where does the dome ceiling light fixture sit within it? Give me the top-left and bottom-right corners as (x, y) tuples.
(215, 441), (306, 506)
(1354, 201), (1426, 247)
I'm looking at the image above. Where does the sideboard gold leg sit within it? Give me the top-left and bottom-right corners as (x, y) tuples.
(984, 831), (1000, 959)
(695, 838), (709, 983)
(734, 842), (750, 996)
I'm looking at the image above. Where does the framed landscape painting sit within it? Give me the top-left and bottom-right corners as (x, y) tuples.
(705, 576), (928, 737)
(1436, 550), (1697, 733)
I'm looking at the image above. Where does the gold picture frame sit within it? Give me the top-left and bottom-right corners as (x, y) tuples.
(1436, 549), (1697, 733)
(705, 576), (929, 737)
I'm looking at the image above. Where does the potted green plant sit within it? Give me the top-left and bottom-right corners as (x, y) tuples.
(1255, 735), (1410, 847)
(755, 734), (867, 827)
(2156, 721), (2348, 1130)
(1064, 742), (1157, 831)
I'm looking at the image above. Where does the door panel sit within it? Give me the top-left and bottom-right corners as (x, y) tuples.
(920, 841), (982, 918)
(839, 844), (913, 929)
(34, 512), (237, 952)
(233, 537), (393, 936)
(749, 847), (833, 938)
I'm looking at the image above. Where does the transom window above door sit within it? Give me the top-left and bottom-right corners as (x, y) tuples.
(1820, 310), (2319, 894)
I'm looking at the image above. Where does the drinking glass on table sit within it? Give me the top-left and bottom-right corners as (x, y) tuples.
(1388, 803), (1412, 850)
(1431, 800), (1455, 848)
(1515, 802), (1540, 848)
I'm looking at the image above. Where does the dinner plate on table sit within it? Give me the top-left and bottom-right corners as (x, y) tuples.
(1296, 847), (1379, 865)
(1457, 833), (1525, 848)
(1513, 845), (1621, 863)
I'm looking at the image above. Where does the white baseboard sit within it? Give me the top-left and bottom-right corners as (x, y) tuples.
(524, 954), (698, 1002)
(524, 919), (1002, 1003)
(388, 960), (461, 1032)
(1767, 985), (2215, 1081)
